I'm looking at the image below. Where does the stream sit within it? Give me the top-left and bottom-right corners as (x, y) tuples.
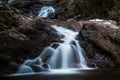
(5, 5), (120, 80)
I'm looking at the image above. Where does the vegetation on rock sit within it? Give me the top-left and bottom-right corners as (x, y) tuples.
(57, 0), (120, 21)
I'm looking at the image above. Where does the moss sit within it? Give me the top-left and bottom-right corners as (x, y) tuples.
(73, 0), (120, 20)
(74, 0), (101, 18)
(109, 10), (120, 17)
(109, 0), (120, 21)
(0, 7), (20, 31)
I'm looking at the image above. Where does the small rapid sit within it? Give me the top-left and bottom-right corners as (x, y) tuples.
(38, 6), (55, 18)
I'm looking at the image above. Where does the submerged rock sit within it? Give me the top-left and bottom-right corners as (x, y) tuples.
(29, 63), (50, 72)
(24, 58), (42, 66)
(31, 65), (43, 72)
(18, 65), (33, 73)
(41, 63), (50, 69)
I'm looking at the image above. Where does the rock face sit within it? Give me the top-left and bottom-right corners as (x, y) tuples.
(79, 19), (120, 68)
(0, 14), (59, 75)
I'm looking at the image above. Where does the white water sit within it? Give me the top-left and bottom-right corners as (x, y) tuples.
(43, 25), (88, 69)
(17, 5), (89, 74)
(17, 25), (89, 73)
(38, 6), (55, 18)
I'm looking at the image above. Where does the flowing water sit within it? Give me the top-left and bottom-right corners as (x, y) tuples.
(17, 6), (89, 74)
(6, 5), (120, 80)
(0, 3), (119, 80)
(38, 6), (55, 18)
(17, 25), (89, 73)
(40, 25), (88, 69)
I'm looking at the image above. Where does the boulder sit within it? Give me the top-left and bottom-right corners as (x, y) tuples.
(31, 65), (43, 72)
(0, 15), (59, 75)
(31, 63), (50, 72)
(79, 20), (120, 68)
(40, 63), (50, 69)
(18, 65), (33, 73)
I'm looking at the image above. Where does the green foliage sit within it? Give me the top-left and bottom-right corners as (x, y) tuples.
(109, 0), (120, 21)
(74, 0), (120, 20)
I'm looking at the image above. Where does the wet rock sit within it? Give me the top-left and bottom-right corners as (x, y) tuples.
(0, 15), (59, 75)
(40, 63), (50, 69)
(41, 49), (54, 62)
(31, 65), (43, 72)
(51, 42), (60, 49)
(87, 61), (97, 68)
(35, 58), (42, 64)
(31, 63), (50, 72)
(24, 58), (42, 66)
(70, 40), (76, 46)
(50, 21), (82, 31)
(18, 65), (33, 73)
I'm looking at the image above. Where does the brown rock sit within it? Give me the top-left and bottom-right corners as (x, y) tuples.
(0, 15), (59, 75)
(79, 20), (120, 68)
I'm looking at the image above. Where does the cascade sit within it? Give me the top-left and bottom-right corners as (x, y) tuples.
(38, 6), (55, 18)
(18, 25), (89, 73)
(17, 6), (89, 74)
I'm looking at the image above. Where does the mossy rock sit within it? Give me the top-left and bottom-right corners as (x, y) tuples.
(0, 6), (20, 31)
(74, 0), (116, 19)
(109, 1), (120, 21)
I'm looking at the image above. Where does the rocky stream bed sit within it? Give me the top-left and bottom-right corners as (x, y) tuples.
(0, 0), (120, 76)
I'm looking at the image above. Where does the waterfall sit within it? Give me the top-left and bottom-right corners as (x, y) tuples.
(16, 5), (89, 74)
(38, 6), (55, 18)
(17, 25), (89, 73)
(42, 25), (88, 69)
